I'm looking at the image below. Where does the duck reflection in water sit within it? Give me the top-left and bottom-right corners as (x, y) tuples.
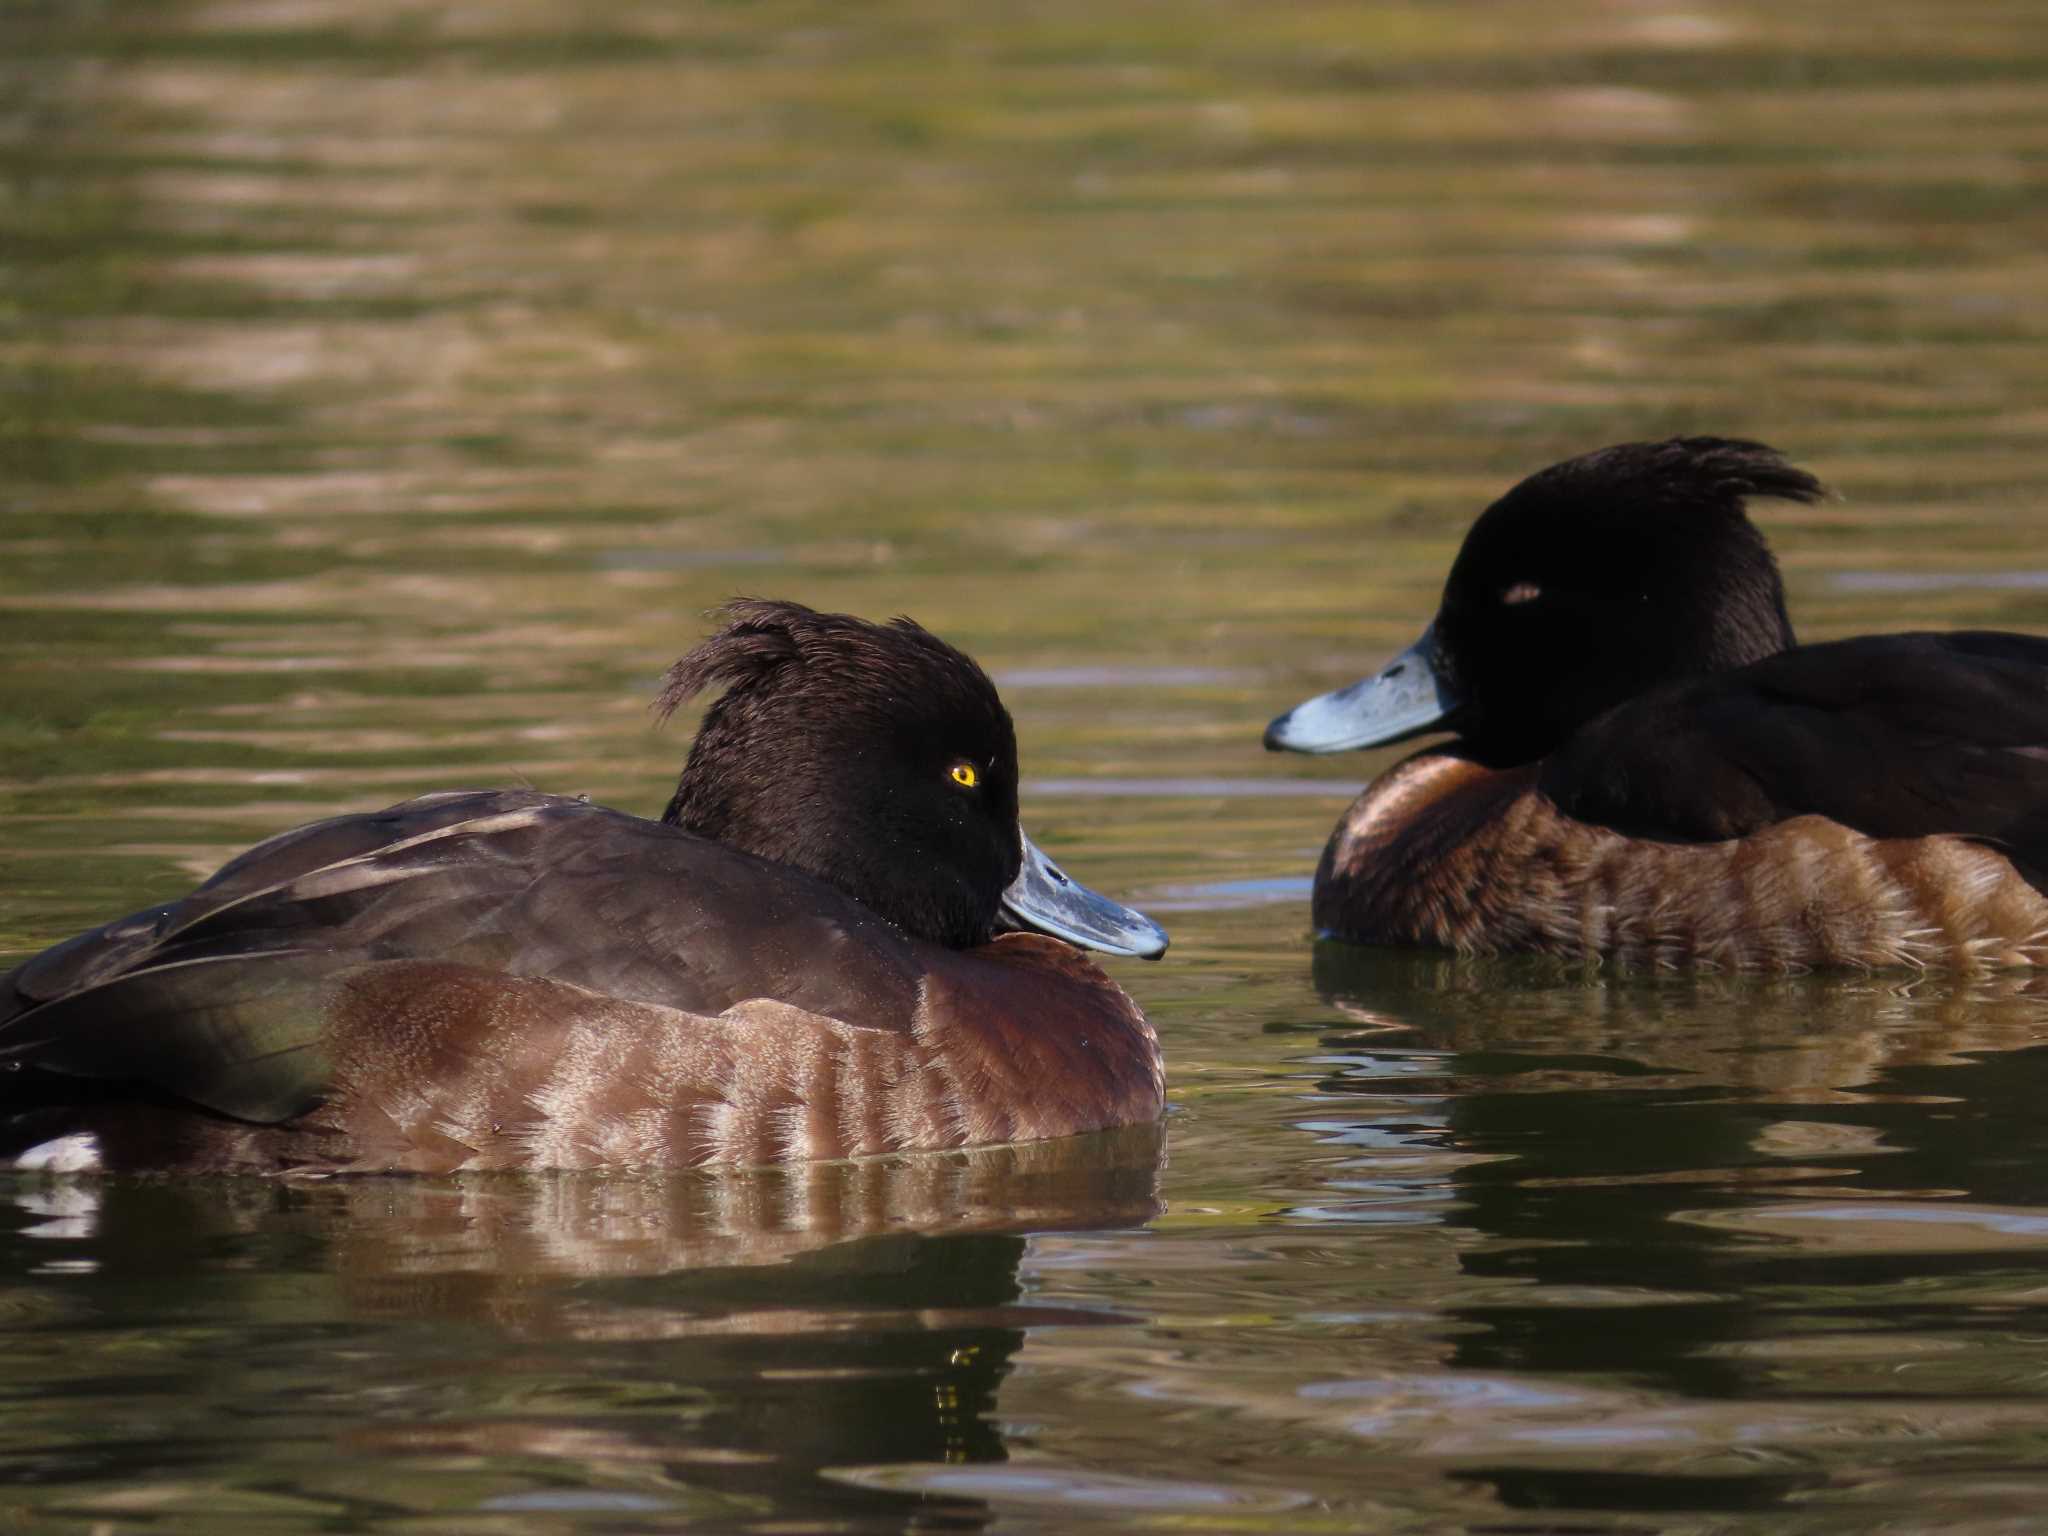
(1, 1123), (1165, 1529)
(1289, 947), (2048, 1515)
(0, 600), (1167, 1175)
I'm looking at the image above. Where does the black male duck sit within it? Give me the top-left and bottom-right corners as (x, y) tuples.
(1266, 437), (2048, 970)
(0, 600), (1169, 1174)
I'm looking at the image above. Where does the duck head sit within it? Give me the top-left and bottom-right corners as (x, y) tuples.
(660, 599), (1168, 958)
(1265, 437), (1826, 766)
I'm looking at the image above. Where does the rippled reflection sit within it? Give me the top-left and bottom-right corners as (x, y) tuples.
(10, 0), (2048, 1528)
(0, 1126), (1163, 1528)
(1282, 947), (2048, 1515)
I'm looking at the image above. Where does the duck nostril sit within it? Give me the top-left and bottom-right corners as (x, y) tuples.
(1048, 865), (1070, 886)
(1384, 663), (1405, 679)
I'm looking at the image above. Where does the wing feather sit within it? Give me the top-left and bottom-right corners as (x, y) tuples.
(1541, 633), (2048, 883)
(0, 791), (928, 1125)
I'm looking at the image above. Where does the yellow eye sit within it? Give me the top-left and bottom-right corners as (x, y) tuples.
(950, 762), (979, 789)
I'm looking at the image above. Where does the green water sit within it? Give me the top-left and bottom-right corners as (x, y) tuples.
(7, 0), (2048, 1528)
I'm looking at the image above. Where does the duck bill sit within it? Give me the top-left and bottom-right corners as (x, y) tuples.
(998, 831), (1170, 960)
(1264, 622), (1463, 754)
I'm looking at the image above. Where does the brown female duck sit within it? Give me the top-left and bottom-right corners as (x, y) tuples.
(1266, 437), (2048, 970)
(0, 600), (1168, 1174)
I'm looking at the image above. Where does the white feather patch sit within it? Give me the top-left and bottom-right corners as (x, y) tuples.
(14, 1133), (102, 1174)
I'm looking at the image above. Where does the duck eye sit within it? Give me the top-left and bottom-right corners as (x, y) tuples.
(1502, 581), (1542, 606)
(949, 762), (980, 789)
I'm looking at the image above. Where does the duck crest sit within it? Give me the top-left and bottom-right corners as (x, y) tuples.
(654, 599), (1022, 950)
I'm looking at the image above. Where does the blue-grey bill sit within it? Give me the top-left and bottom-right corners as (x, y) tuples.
(1264, 623), (1461, 754)
(999, 831), (1170, 960)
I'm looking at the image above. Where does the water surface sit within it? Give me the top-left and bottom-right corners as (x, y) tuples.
(7, 0), (2048, 1529)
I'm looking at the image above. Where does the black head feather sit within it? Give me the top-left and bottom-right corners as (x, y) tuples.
(657, 599), (1022, 949)
(1435, 437), (1825, 763)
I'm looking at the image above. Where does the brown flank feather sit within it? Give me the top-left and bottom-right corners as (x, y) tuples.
(1317, 751), (2048, 971)
(54, 936), (1160, 1177)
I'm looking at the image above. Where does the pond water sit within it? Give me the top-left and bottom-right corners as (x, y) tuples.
(7, 0), (2048, 1529)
